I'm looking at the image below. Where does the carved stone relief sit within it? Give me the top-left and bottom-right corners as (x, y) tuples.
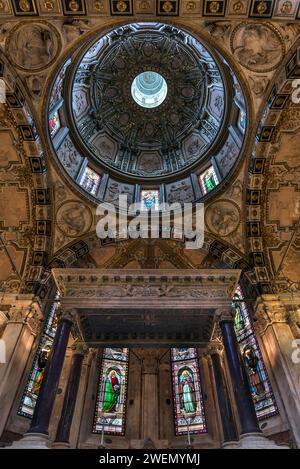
(231, 23), (284, 72)
(165, 178), (194, 204)
(56, 135), (83, 179)
(6, 22), (60, 71)
(104, 179), (135, 206)
(205, 200), (240, 237)
(56, 200), (93, 238)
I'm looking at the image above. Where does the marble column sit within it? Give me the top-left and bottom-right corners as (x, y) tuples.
(219, 316), (261, 435)
(255, 295), (300, 448)
(218, 309), (289, 449)
(10, 310), (75, 448)
(52, 342), (87, 448)
(207, 342), (238, 447)
(0, 295), (42, 438)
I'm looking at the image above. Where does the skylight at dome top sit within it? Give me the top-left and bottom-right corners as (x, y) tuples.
(131, 71), (168, 109)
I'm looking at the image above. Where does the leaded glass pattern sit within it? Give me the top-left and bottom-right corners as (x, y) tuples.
(238, 109), (246, 132)
(93, 348), (129, 435)
(199, 166), (219, 195)
(18, 293), (59, 418)
(233, 286), (278, 420)
(141, 189), (160, 210)
(79, 166), (101, 196)
(49, 111), (61, 138)
(171, 348), (207, 436)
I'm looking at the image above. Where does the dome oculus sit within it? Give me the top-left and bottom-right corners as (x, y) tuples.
(131, 71), (168, 109)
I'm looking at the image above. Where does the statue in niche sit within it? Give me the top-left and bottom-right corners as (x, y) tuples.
(243, 347), (265, 397)
(179, 368), (196, 414)
(102, 369), (121, 413)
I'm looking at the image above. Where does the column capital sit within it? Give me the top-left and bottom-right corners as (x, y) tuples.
(57, 307), (77, 324)
(206, 340), (224, 356)
(254, 296), (289, 335)
(6, 301), (43, 335)
(215, 306), (235, 323)
(71, 340), (89, 356)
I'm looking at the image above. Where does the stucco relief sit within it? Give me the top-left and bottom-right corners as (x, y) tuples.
(165, 178), (194, 204)
(137, 152), (162, 173)
(231, 23), (284, 72)
(56, 201), (93, 238)
(215, 133), (240, 177)
(56, 135), (83, 179)
(104, 179), (135, 206)
(205, 200), (240, 237)
(91, 133), (118, 162)
(6, 22), (60, 71)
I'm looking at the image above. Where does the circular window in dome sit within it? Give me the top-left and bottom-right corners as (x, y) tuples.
(131, 71), (168, 109)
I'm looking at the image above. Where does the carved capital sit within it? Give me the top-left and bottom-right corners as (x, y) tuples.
(57, 307), (77, 324)
(215, 306), (234, 322)
(254, 296), (289, 335)
(72, 340), (89, 356)
(206, 339), (224, 356)
(6, 301), (43, 335)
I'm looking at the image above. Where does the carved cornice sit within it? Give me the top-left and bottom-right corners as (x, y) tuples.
(52, 268), (241, 310)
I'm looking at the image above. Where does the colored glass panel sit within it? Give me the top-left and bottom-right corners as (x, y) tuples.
(141, 189), (160, 210)
(171, 347), (207, 436)
(199, 167), (219, 195)
(93, 348), (129, 435)
(18, 293), (59, 418)
(233, 286), (278, 420)
(79, 166), (101, 196)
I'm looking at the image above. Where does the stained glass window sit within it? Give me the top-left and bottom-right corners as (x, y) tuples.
(18, 293), (59, 418)
(93, 348), (129, 435)
(199, 166), (219, 195)
(49, 111), (61, 138)
(141, 189), (160, 210)
(171, 348), (207, 436)
(79, 166), (101, 196)
(233, 286), (278, 420)
(238, 109), (246, 132)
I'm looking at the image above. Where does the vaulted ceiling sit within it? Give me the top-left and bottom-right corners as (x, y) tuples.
(0, 4), (299, 302)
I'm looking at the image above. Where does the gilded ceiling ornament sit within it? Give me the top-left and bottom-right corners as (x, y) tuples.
(280, 1), (292, 14)
(162, 1), (173, 12)
(69, 0), (80, 11)
(138, 0), (150, 9)
(0, 1), (5, 11)
(186, 0), (196, 11)
(209, 1), (220, 13)
(19, 0), (31, 11)
(233, 1), (243, 13)
(93, 0), (105, 11)
(116, 0), (127, 11)
(256, 1), (267, 15)
(44, 0), (55, 10)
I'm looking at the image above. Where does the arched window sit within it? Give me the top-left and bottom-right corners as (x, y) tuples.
(171, 348), (207, 435)
(233, 286), (278, 419)
(93, 348), (129, 435)
(18, 292), (60, 418)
